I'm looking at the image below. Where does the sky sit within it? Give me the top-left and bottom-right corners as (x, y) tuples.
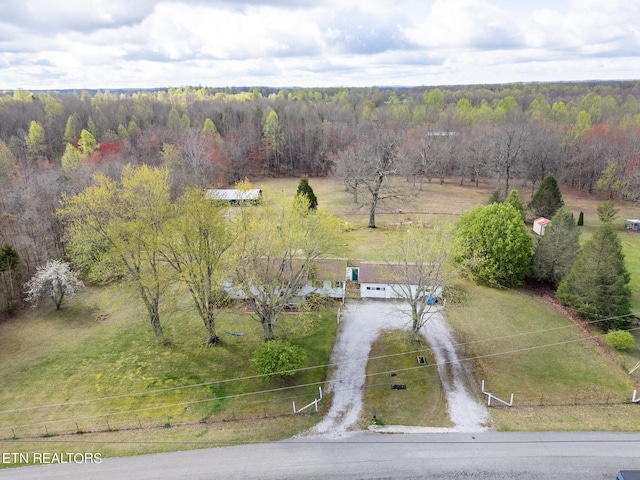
(1, 0), (639, 90)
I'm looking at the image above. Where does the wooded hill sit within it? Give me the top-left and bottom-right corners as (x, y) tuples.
(1, 81), (640, 315)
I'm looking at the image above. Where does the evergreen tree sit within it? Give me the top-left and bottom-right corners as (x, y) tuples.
(202, 117), (219, 137)
(556, 222), (631, 330)
(296, 175), (318, 210)
(127, 119), (141, 141)
(63, 115), (79, 144)
(78, 129), (97, 156)
(25, 121), (46, 159)
(531, 207), (580, 286)
(528, 173), (564, 219)
(504, 189), (525, 221)
(596, 200), (619, 224)
(487, 189), (503, 204)
(61, 143), (82, 170)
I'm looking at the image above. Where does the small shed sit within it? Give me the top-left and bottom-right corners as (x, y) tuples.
(533, 217), (551, 236)
(625, 219), (640, 232)
(206, 189), (262, 204)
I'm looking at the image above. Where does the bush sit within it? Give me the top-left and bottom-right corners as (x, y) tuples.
(452, 203), (532, 288)
(251, 340), (307, 379)
(605, 330), (635, 350)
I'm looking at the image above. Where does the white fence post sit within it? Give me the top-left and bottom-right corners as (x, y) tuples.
(481, 380), (514, 407)
(293, 387), (323, 414)
(633, 390), (639, 403)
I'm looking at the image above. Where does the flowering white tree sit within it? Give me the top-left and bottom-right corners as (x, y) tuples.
(24, 260), (84, 310)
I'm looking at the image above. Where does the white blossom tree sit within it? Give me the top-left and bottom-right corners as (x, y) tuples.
(24, 259), (83, 310)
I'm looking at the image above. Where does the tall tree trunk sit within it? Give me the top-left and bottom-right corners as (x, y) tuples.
(262, 319), (275, 341)
(149, 308), (163, 339)
(411, 304), (420, 341)
(141, 290), (164, 339)
(504, 163), (511, 197)
(368, 174), (383, 228)
(205, 312), (219, 345)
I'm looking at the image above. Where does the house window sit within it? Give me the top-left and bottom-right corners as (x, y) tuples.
(333, 281), (343, 288)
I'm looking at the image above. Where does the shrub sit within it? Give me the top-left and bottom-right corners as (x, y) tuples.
(251, 340), (307, 379)
(605, 330), (635, 350)
(452, 203), (532, 288)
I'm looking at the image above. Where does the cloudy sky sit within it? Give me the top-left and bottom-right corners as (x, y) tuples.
(1, 0), (639, 90)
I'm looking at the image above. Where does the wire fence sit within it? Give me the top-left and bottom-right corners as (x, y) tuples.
(0, 387), (324, 441)
(481, 390), (639, 409)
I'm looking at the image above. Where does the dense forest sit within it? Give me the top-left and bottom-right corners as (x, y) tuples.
(1, 81), (640, 315)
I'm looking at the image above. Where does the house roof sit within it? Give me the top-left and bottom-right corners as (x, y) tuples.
(241, 257), (347, 284)
(354, 261), (422, 285)
(313, 258), (348, 281)
(206, 189), (262, 201)
(533, 217), (551, 225)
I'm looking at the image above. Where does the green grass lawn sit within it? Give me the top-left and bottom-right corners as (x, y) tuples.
(446, 280), (640, 431)
(0, 285), (337, 448)
(361, 330), (452, 428)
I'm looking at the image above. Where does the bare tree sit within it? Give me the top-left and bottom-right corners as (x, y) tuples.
(398, 125), (436, 190)
(334, 122), (404, 228)
(488, 112), (528, 196)
(522, 120), (564, 195)
(457, 124), (490, 187)
(385, 225), (453, 341)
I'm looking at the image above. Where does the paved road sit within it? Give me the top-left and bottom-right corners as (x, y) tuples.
(1, 431), (639, 479)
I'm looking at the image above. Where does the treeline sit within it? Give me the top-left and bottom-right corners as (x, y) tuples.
(1, 81), (640, 315)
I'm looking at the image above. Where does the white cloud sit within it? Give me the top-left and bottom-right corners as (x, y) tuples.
(1, 0), (640, 89)
(407, 0), (521, 50)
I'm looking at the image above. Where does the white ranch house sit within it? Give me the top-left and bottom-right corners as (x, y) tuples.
(224, 258), (347, 302)
(348, 261), (443, 300)
(224, 258), (442, 302)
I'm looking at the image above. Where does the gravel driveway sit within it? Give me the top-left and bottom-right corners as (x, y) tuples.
(304, 299), (488, 438)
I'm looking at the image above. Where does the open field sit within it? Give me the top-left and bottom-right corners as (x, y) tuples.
(1, 176), (639, 464)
